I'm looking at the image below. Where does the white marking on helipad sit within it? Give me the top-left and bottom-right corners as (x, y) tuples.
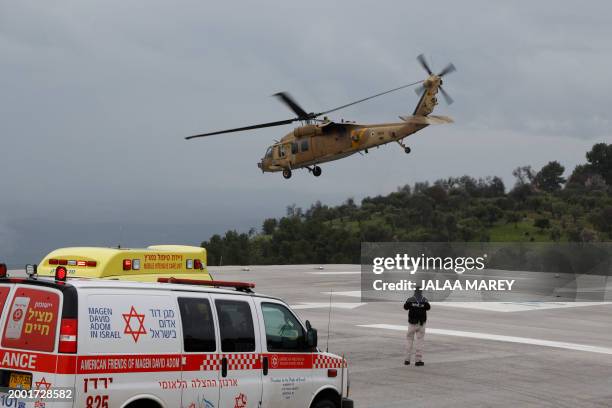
(291, 302), (366, 310)
(435, 301), (612, 312)
(322, 292), (612, 312)
(309, 272), (361, 275)
(322, 291), (362, 298)
(358, 324), (612, 355)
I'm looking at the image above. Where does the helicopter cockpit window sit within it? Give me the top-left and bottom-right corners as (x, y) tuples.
(291, 142), (298, 154)
(265, 147), (273, 158)
(300, 140), (309, 152)
(279, 145), (286, 158)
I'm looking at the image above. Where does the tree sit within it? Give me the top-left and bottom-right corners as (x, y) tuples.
(486, 176), (506, 197)
(549, 227), (562, 242)
(567, 164), (594, 187)
(586, 143), (612, 185)
(262, 218), (277, 235)
(512, 166), (535, 187)
(590, 206), (612, 236)
(506, 212), (521, 228)
(534, 218), (551, 231)
(534, 161), (566, 192)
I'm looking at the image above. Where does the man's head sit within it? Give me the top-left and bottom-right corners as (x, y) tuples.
(414, 286), (422, 297)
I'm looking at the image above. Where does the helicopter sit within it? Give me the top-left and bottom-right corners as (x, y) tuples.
(186, 54), (456, 179)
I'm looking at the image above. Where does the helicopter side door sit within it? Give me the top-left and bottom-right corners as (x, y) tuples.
(292, 137), (315, 166)
(273, 143), (293, 168)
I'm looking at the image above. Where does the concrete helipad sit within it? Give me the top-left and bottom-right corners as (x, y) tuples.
(214, 264), (612, 407)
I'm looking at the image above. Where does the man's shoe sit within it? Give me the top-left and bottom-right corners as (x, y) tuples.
(404, 360), (410, 365)
(415, 361), (424, 366)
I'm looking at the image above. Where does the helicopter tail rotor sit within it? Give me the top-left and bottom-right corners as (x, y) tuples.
(414, 54), (456, 105)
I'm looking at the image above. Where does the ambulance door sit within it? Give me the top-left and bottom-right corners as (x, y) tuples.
(211, 295), (262, 408)
(1, 285), (63, 407)
(178, 295), (220, 408)
(77, 292), (182, 408)
(255, 299), (313, 407)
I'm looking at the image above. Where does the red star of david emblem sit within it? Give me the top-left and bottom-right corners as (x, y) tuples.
(35, 377), (51, 390)
(122, 306), (147, 342)
(234, 393), (247, 408)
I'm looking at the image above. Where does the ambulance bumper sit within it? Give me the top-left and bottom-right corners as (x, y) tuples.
(342, 397), (355, 408)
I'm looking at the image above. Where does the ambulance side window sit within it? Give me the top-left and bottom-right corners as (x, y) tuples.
(215, 299), (255, 352)
(178, 298), (216, 352)
(261, 302), (305, 352)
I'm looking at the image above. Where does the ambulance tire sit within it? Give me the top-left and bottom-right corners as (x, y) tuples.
(125, 400), (162, 408)
(312, 399), (337, 408)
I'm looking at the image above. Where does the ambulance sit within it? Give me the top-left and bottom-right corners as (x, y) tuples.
(0, 264), (354, 408)
(37, 245), (211, 282)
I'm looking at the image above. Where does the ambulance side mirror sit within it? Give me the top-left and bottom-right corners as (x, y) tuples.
(305, 320), (318, 349)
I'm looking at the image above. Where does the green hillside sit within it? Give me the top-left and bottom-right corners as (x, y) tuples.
(202, 143), (612, 265)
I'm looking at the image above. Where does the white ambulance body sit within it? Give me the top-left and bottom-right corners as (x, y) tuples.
(0, 273), (353, 408)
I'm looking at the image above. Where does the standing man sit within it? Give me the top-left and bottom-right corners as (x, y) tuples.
(403, 286), (431, 366)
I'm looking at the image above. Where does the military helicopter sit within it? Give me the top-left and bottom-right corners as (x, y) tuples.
(186, 54), (456, 179)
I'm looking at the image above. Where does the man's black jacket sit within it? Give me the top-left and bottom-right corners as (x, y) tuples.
(403, 296), (431, 325)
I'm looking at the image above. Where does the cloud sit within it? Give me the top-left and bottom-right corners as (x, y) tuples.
(0, 0), (609, 263)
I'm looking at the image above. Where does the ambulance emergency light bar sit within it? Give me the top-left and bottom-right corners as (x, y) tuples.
(158, 277), (255, 292)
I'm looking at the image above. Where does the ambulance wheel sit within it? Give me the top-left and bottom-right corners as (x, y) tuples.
(125, 400), (162, 408)
(313, 166), (322, 177)
(404, 146), (411, 154)
(282, 169), (292, 179)
(312, 399), (336, 408)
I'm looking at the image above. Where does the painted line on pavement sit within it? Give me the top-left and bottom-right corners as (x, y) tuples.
(291, 302), (366, 310)
(309, 272), (361, 275)
(358, 324), (612, 355)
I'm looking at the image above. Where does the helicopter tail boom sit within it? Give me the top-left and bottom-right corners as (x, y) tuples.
(399, 115), (454, 125)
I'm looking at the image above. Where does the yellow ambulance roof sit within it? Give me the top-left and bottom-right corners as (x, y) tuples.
(38, 245), (210, 282)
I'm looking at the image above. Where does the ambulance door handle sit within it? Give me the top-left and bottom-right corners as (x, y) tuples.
(262, 356), (269, 376)
(221, 357), (228, 378)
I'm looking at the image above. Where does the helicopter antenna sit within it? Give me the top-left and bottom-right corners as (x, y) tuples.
(326, 288), (333, 352)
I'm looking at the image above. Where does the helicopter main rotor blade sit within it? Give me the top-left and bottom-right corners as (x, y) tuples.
(439, 86), (454, 105)
(417, 54), (433, 75)
(438, 63), (456, 77)
(273, 92), (310, 119)
(317, 79), (424, 116)
(185, 118), (297, 139)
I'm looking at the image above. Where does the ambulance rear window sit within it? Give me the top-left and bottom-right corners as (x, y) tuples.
(1, 287), (60, 352)
(178, 297), (216, 352)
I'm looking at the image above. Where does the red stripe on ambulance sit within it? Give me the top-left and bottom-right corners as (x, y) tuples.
(77, 354), (182, 374)
(0, 348), (56, 371)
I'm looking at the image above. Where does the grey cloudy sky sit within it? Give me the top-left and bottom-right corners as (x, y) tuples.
(1, 0), (610, 265)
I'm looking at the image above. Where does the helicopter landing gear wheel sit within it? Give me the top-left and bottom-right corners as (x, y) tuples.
(282, 169), (292, 179)
(312, 166), (322, 177)
(397, 139), (411, 154)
